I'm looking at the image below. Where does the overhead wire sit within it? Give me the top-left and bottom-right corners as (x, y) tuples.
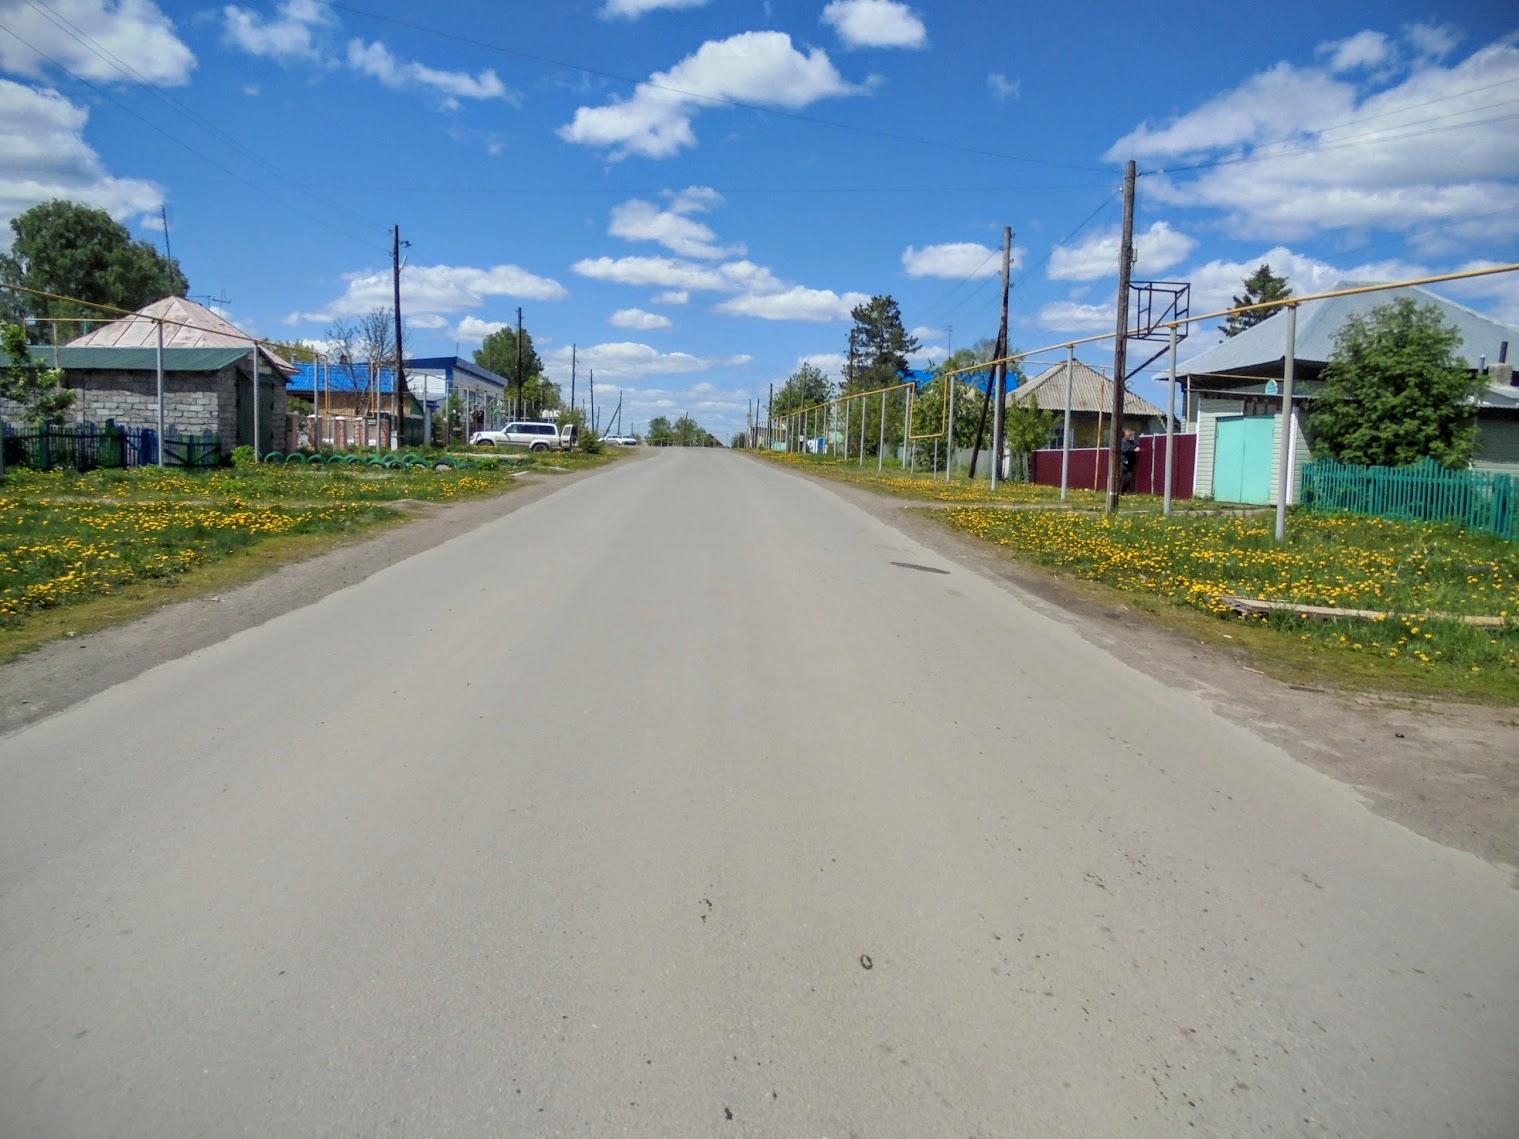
(14, 0), (391, 246)
(323, 0), (1108, 172)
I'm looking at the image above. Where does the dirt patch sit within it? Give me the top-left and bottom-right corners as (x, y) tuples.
(0, 461), (629, 737)
(769, 460), (1519, 877)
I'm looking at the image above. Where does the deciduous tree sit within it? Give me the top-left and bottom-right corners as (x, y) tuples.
(1308, 297), (1483, 468)
(0, 201), (187, 339)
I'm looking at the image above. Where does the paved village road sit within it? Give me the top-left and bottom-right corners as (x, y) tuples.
(2, 449), (1516, 1137)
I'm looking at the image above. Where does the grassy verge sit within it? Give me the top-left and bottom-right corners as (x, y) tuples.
(0, 459), (536, 650)
(933, 505), (1519, 702)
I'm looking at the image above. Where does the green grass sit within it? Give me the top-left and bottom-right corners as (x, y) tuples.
(0, 460), (535, 638)
(936, 504), (1519, 700)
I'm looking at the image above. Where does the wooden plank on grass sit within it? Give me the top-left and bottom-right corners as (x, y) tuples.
(1219, 595), (1509, 628)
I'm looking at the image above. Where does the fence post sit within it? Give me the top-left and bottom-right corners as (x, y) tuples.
(1164, 325), (1177, 516)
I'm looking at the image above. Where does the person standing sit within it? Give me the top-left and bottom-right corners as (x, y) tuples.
(1120, 428), (1140, 495)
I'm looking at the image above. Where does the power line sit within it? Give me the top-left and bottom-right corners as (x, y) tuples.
(12, 0), (390, 244)
(323, 0), (1108, 172)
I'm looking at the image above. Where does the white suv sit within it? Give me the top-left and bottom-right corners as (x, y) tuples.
(470, 421), (578, 451)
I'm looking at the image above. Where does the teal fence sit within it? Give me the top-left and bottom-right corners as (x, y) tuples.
(1299, 457), (1517, 541)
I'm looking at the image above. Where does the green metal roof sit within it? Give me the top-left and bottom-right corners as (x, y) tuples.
(6, 346), (272, 373)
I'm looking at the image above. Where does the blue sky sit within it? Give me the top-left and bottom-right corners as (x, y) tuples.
(2, 0), (1517, 437)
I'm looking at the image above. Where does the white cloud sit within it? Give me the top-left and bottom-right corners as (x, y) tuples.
(909, 325), (943, 341)
(797, 352), (847, 377)
(455, 315), (507, 342)
(901, 241), (1015, 279)
(599, 0), (709, 17)
(559, 31), (861, 159)
(222, 0), (331, 63)
(346, 39), (513, 104)
(573, 255), (731, 292)
(1110, 36), (1519, 246)
(1048, 221), (1197, 281)
(572, 255), (783, 295)
(608, 189), (744, 259)
(714, 285), (869, 322)
(652, 290), (689, 305)
(821, 0), (927, 50)
(1320, 30), (1393, 74)
(542, 341), (749, 383)
(610, 308), (674, 330)
(0, 80), (163, 238)
(291, 262), (567, 322)
(987, 72), (1019, 103)
(1405, 22), (1461, 65)
(0, 0), (195, 85)
(1037, 301), (1115, 332)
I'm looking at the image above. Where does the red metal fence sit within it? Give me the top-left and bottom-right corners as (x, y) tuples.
(1032, 434), (1197, 497)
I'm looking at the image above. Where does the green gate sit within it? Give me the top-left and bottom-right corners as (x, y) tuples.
(1213, 415), (1275, 504)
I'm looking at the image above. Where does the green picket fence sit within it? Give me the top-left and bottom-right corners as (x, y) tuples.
(1299, 457), (1517, 541)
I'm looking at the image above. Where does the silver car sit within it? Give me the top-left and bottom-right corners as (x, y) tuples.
(469, 421), (578, 451)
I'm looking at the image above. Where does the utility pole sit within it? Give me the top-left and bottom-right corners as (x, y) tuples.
(991, 225), (1013, 491)
(160, 205), (172, 269)
(392, 225), (408, 447)
(767, 382), (773, 450)
(515, 307), (524, 419)
(1106, 160), (1137, 512)
(569, 344), (576, 417)
(589, 368), (596, 433)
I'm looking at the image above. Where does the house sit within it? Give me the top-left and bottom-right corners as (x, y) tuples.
(2, 296), (297, 455)
(1009, 359), (1170, 448)
(1179, 283), (1519, 504)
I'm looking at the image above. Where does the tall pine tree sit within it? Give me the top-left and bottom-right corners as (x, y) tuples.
(1220, 263), (1292, 337)
(844, 295), (919, 393)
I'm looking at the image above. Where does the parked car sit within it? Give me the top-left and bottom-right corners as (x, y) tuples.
(470, 421), (578, 451)
(604, 435), (639, 446)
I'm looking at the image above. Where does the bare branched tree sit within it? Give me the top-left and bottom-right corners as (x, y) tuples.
(357, 307), (395, 420)
(324, 317), (364, 415)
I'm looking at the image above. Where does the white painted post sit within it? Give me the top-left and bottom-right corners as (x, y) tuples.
(1274, 304), (1298, 541)
(155, 319), (165, 467)
(252, 344), (261, 460)
(1164, 324), (1178, 516)
(1059, 345), (1073, 500)
(945, 376), (955, 482)
(877, 388), (885, 471)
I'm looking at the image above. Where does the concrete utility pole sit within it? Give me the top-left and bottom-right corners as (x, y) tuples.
(570, 345), (577, 418)
(392, 225), (407, 448)
(1106, 161), (1137, 512)
(515, 307), (524, 419)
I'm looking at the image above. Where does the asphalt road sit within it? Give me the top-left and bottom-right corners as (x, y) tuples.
(2, 449), (1516, 1137)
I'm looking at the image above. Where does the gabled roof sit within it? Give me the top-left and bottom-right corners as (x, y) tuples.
(1009, 359), (1167, 418)
(1177, 282), (1518, 378)
(66, 296), (297, 376)
(10, 346), (271, 373)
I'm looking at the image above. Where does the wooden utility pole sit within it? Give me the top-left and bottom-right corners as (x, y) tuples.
(991, 225), (1013, 491)
(392, 225), (407, 446)
(1106, 161), (1137, 512)
(569, 344), (576, 415)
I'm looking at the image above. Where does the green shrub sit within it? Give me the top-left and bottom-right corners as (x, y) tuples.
(231, 445), (258, 468)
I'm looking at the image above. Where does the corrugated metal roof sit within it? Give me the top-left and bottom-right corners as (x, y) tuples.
(1009, 359), (1167, 418)
(1178, 282), (1519, 377)
(66, 296), (297, 375)
(13, 346), (271, 373)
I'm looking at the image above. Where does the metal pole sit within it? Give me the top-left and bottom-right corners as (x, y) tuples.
(1060, 345), (1073, 500)
(877, 388), (886, 470)
(1164, 325), (1178, 516)
(252, 343), (260, 460)
(945, 376), (955, 482)
(1274, 304), (1298, 541)
(859, 394), (866, 465)
(155, 319), (165, 467)
(907, 387), (915, 474)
